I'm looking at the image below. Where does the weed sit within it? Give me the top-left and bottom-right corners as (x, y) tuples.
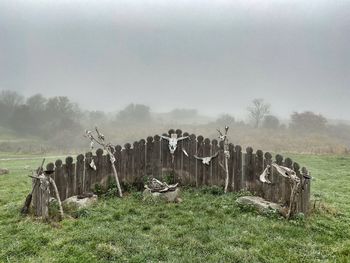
(200, 186), (225, 195)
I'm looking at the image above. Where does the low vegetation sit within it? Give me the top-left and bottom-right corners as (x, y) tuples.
(0, 154), (349, 262)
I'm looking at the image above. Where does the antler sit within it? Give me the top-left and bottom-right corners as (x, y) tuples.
(193, 155), (204, 161)
(95, 126), (105, 142)
(160, 135), (170, 141)
(259, 165), (271, 184)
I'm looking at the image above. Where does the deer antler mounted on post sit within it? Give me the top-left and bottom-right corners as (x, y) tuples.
(84, 127), (123, 198)
(217, 126), (230, 193)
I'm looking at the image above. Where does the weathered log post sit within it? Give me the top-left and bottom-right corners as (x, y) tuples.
(31, 168), (64, 220)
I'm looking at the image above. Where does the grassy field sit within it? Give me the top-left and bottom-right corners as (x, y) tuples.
(0, 153), (350, 262)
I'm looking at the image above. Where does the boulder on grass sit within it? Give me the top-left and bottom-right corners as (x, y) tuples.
(236, 196), (286, 217)
(143, 188), (181, 203)
(62, 194), (98, 210)
(0, 168), (9, 175)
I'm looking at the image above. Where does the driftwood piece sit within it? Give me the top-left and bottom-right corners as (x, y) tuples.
(21, 159), (45, 215)
(144, 178), (178, 193)
(143, 188), (181, 203)
(236, 196), (287, 217)
(259, 163), (301, 219)
(30, 173), (64, 220)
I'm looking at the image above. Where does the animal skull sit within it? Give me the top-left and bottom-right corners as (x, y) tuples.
(259, 163), (300, 184)
(161, 134), (189, 154)
(194, 152), (219, 165)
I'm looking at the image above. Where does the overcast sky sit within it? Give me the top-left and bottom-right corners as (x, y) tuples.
(0, 0), (349, 119)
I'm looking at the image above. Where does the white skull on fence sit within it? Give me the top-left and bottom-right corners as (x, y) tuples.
(161, 134), (189, 154)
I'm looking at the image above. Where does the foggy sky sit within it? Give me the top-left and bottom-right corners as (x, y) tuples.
(0, 0), (349, 119)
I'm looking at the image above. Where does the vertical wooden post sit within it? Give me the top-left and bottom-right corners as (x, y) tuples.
(228, 143), (235, 192)
(263, 152), (272, 200)
(203, 138), (211, 186)
(138, 140), (146, 184)
(41, 176), (50, 219)
(32, 177), (40, 216)
(76, 154), (85, 195)
(65, 156), (75, 199)
(174, 129), (183, 183)
(182, 132), (190, 185)
(124, 143), (132, 184)
(84, 152), (94, 193)
(161, 134), (169, 175)
(274, 154), (284, 204)
(245, 147), (255, 192)
(219, 140), (226, 187)
(302, 167), (311, 215)
(255, 150), (264, 196)
(196, 135), (204, 187)
(114, 145), (122, 183)
(284, 157), (293, 207)
(211, 139), (219, 186)
(46, 162), (55, 197)
(146, 136), (154, 177)
(133, 141), (140, 186)
(54, 159), (66, 201)
(234, 145), (242, 192)
(293, 162), (302, 214)
(95, 148), (104, 186)
(189, 134), (197, 186)
(153, 135), (161, 179)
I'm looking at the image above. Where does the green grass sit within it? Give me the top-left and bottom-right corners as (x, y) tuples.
(0, 154), (350, 262)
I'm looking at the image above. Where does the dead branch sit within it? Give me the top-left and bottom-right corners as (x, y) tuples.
(217, 126), (230, 193)
(144, 178), (178, 193)
(48, 177), (64, 220)
(85, 127), (123, 197)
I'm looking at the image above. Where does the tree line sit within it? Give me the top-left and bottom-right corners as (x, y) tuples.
(0, 90), (348, 149)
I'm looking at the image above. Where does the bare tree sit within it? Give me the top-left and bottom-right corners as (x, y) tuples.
(247, 99), (270, 128)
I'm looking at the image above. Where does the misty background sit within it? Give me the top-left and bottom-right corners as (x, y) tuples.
(0, 0), (349, 153)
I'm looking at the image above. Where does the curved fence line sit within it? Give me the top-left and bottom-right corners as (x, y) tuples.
(41, 129), (311, 215)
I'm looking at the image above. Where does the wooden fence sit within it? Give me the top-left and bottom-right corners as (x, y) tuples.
(43, 129), (311, 215)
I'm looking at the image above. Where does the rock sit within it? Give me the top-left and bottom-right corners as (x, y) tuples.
(62, 194), (98, 210)
(0, 168), (9, 175)
(143, 188), (181, 203)
(236, 196), (286, 216)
